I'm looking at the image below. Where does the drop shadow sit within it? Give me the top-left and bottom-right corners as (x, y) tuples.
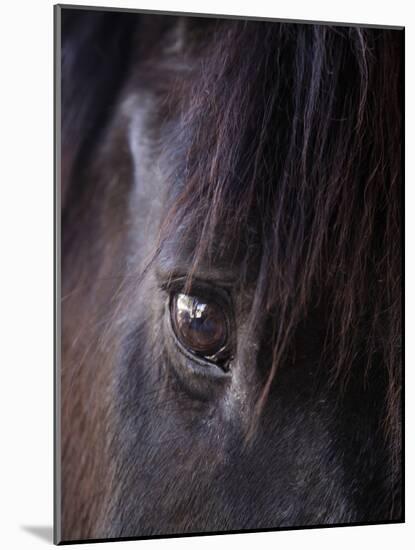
(21, 525), (54, 543)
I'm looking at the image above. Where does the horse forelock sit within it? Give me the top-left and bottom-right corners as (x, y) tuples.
(149, 21), (402, 459)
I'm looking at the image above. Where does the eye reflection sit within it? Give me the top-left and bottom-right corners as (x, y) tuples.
(170, 293), (229, 360)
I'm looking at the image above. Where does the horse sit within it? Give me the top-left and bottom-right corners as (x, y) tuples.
(58, 8), (403, 542)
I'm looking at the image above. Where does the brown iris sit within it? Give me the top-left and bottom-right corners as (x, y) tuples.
(170, 293), (228, 359)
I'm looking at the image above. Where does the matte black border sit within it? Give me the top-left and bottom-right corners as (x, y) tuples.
(401, 23), (406, 534)
(53, 4), (405, 545)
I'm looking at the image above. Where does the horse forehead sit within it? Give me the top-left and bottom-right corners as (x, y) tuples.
(157, 219), (261, 282)
(122, 90), (262, 281)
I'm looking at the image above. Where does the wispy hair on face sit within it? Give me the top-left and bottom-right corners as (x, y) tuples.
(158, 22), (402, 460)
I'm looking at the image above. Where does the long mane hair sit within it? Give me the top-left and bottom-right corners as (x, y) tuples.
(158, 20), (403, 476)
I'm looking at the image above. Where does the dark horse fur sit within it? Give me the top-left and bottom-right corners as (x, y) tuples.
(59, 9), (403, 542)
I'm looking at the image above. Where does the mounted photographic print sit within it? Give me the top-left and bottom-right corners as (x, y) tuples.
(54, 4), (404, 544)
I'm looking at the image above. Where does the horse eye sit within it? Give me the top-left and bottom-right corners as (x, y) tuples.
(170, 293), (229, 361)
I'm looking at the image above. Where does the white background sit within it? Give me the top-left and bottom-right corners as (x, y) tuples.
(0, 0), (411, 548)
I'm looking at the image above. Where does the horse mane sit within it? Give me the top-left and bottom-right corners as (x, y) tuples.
(61, 12), (402, 491)
(155, 21), (403, 467)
